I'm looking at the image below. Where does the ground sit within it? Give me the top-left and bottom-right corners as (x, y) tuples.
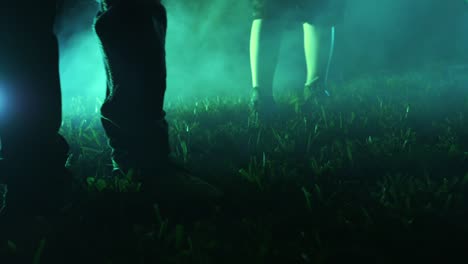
(1, 67), (467, 263)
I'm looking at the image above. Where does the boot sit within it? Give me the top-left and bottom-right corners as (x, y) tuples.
(0, 134), (74, 218)
(250, 86), (277, 120)
(95, 1), (222, 205)
(2, 165), (74, 218)
(111, 154), (223, 204)
(303, 78), (330, 102)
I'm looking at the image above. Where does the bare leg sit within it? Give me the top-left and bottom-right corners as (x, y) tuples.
(303, 22), (325, 101)
(249, 18), (283, 115)
(249, 19), (262, 88)
(303, 22), (320, 86)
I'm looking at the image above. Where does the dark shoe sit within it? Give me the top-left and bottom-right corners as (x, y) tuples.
(114, 161), (223, 204)
(145, 162), (223, 202)
(303, 80), (330, 102)
(2, 167), (74, 218)
(250, 87), (277, 120)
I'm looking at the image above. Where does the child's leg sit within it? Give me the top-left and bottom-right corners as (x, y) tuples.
(249, 19), (262, 89)
(249, 18), (283, 99)
(299, 0), (332, 101)
(249, 0), (289, 117)
(303, 22), (320, 87)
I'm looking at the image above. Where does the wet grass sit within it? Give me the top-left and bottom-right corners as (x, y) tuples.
(2, 70), (468, 263)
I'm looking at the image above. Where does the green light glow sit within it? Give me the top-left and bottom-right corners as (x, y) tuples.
(59, 31), (106, 104)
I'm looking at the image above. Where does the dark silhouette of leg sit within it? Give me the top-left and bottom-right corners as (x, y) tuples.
(94, 1), (221, 202)
(0, 2), (71, 216)
(95, 2), (169, 173)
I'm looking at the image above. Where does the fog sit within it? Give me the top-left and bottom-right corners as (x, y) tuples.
(55, 0), (468, 111)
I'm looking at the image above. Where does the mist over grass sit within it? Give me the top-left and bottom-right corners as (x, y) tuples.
(164, 0), (252, 101)
(56, 0), (105, 112)
(1, 2), (467, 260)
(55, 0), (468, 114)
(58, 31), (106, 102)
(48, 71), (468, 263)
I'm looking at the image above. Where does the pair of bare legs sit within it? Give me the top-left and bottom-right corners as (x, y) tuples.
(249, 19), (320, 107)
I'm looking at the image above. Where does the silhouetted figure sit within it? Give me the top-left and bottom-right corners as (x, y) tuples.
(249, 0), (346, 116)
(0, 1), (69, 217)
(0, 0), (221, 219)
(94, 0), (222, 202)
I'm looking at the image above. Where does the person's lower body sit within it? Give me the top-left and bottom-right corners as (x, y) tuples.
(249, 17), (282, 120)
(249, 0), (327, 116)
(0, 5), (80, 263)
(94, 1), (222, 204)
(0, 7), (72, 218)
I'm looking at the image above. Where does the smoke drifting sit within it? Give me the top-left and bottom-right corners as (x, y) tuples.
(163, 0), (252, 101)
(56, 0), (105, 109)
(55, 0), (467, 111)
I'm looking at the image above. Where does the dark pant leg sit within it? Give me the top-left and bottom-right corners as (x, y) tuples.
(0, 2), (69, 209)
(95, 1), (170, 174)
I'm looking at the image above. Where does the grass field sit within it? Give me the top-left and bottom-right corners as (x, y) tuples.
(1, 69), (468, 263)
